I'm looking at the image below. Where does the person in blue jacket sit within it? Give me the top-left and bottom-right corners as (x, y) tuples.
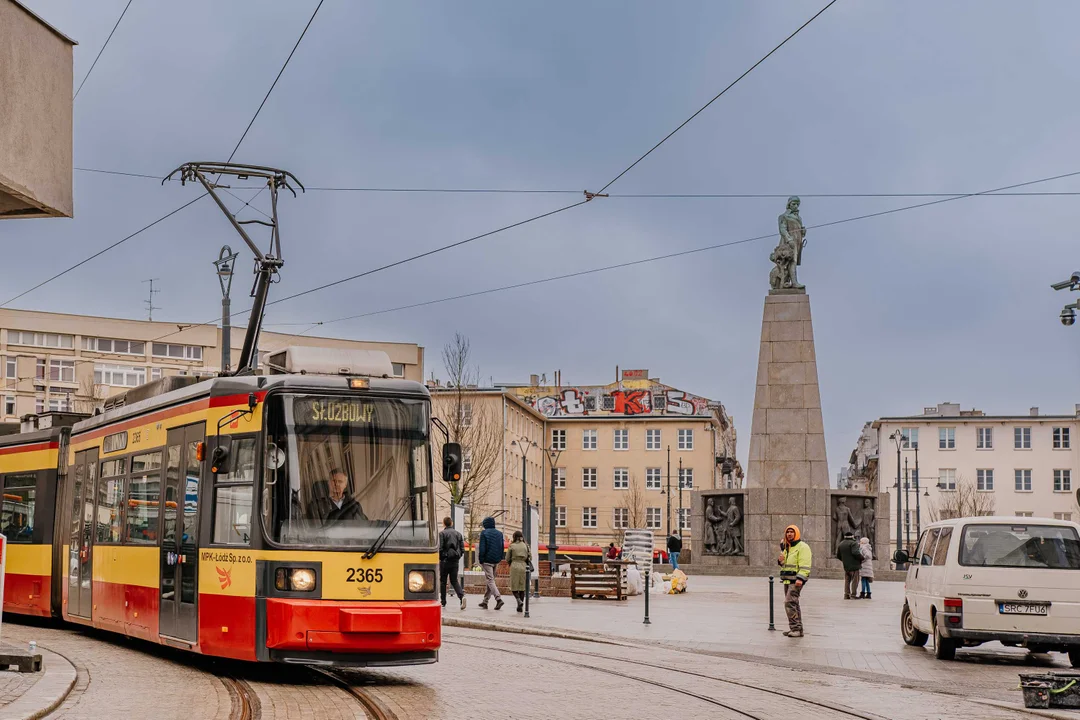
(477, 517), (505, 610)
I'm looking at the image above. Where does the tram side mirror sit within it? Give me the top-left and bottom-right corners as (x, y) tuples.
(442, 442), (462, 484)
(248, 392), (257, 411)
(210, 445), (229, 475)
(893, 549), (910, 566)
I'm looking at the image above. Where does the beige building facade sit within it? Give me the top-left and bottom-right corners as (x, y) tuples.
(0, 308), (424, 421)
(854, 402), (1080, 558)
(1, 1), (74, 218)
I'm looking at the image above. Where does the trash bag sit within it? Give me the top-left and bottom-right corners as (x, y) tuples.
(668, 569), (687, 594)
(625, 565), (643, 596)
(662, 581), (672, 594)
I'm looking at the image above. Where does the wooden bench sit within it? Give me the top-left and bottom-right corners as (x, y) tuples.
(570, 562), (625, 600)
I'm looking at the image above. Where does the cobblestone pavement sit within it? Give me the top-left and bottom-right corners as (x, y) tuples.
(442, 576), (1075, 706)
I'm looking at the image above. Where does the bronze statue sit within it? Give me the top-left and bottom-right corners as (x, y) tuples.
(770, 196), (807, 290)
(704, 498), (721, 553)
(861, 498), (876, 556)
(721, 496), (743, 555)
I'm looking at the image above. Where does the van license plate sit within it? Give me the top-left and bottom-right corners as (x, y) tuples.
(999, 603), (1049, 615)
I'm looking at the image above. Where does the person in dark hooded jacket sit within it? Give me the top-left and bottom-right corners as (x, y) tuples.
(836, 531), (861, 600)
(477, 517), (505, 610)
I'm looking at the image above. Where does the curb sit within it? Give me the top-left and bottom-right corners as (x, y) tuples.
(0, 647), (77, 720)
(441, 617), (624, 647)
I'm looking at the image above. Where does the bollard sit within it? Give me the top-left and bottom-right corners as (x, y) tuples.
(768, 576), (776, 631)
(643, 568), (651, 625)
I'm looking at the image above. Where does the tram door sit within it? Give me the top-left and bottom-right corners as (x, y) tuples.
(159, 424), (204, 642)
(68, 449), (97, 618)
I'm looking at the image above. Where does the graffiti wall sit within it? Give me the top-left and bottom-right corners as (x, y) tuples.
(515, 381), (715, 418)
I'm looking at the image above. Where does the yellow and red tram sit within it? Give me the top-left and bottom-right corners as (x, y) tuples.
(0, 350), (442, 666)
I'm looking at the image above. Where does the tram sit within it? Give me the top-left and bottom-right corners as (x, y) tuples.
(0, 347), (445, 666)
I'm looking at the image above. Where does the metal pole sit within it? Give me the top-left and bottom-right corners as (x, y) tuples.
(221, 295), (231, 372)
(914, 444), (922, 539)
(533, 499), (541, 599)
(549, 462), (558, 571)
(904, 457), (910, 555)
(522, 452), (530, 618)
(894, 439), (904, 569)
(643, 565), (651, 624)
(666, 446), (672, 536)
(678, 457), (684, 539)
(768, 576), (776, 630)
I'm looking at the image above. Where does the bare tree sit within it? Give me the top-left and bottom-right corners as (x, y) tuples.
(609, 477), (647, 532)
(928, 475), (996, 522)
(431, 333), (503, 566)
(73, 377), (107, 414)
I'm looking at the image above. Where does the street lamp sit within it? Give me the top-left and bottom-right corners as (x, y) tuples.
(545, 445), (563, 572)
(213, 245), (239, 373)
(889, 430), (907, 569)
(510, 437), (536, 618)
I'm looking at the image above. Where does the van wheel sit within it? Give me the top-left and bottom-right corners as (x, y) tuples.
(901, 603), (928, 647)
(934, 618), (957, 660)
(1069, 648), (1080, 668)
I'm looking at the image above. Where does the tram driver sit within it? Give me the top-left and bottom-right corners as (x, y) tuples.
(310, 468), (369, 523)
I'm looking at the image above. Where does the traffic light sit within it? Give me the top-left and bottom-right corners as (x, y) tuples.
(443, 442), (462, 483)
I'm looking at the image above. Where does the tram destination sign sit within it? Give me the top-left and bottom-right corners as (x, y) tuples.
(294, 398), (376, 426)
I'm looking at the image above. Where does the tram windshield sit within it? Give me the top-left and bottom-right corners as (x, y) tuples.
(263, 394), (435, 549)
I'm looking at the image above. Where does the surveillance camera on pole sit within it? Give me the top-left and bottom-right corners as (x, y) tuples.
(1051, 272), (1080, 327)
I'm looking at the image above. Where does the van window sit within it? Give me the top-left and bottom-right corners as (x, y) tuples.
(932, 527), (952, 565)
(917, 529), (939, 566)
(960, 524), (1080, 569)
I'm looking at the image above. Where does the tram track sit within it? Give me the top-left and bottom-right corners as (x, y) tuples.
(446, 634), (887, 720)
(221, 675), (259, 720)
(310, 667), (399, 720)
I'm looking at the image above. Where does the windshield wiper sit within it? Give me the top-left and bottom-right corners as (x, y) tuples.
(363, 495), (413, 560)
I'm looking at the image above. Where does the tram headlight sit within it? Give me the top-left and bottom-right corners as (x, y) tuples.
(275, 567), (317, 592)
(408, 569), (435, 593)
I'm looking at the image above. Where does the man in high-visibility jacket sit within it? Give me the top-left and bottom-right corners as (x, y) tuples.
(778, 524), (812, 637)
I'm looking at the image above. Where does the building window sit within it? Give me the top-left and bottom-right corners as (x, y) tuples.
(582, 429), (597, 450)
(679, 508), (690, 530)
(613, 468), (629, 489)
(554, 468), (566, 488)
(613, 429), (628, 451)
(678, 467), (693, 489)
(582, 468), (597, 489)
(677, 429), (694, 450)
(976, 469), (994, 491)
(901, 428), (919, 449)
(8, 331), (73, 349)
(1054, 427), (1071, 449)
(613, 508), (629, 529)
(82, 337), (145, 355)
(555, 506), (566, 528)
(646, 507), (662, 529)
(1054, 469), (1072, 493)
(1054, 512), (1073, 522)
(391, 362), (405, 377)
(35, 359), (45, 380)
(1014, 427), (1031, 449)
(646, 428), (661, 451)
(150, 367), (163, 381)
(34, 397), (44, 414)
(458, 403), (472, 428)
(462, 447), (473, 473)
(582, 507), (597, 528)
(938, 468), (956, 491)
(976, 427), (993, 450)
(49, 358), (76, 383)
(1015, 469), (1032, 492)
(939, 427), (955, 450)
(3, 396), (14, 416)
(646, 468), (661, 490)
(1016, 511), (1034, 518)
(48, 398), (70, 412)
(4, 357), (15, 379)
(151, 343), (202, 361)
(94, 363), (146, 388)
(551, 429), (566, 451)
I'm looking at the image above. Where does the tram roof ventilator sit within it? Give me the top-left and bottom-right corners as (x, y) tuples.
(266, 346), (394, 378)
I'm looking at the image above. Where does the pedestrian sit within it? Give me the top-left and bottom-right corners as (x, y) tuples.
(667, 531), (682, 570)
(477, 516), (505, 610)
(836, 531), (860, 600)
(606, 542), (619, 560)
(507, 530), (531, 613)
(778, 524), (812, 638)
(858, 536), (874, 599)
(438, 517), (466, 610)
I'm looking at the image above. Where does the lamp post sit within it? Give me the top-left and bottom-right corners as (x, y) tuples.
(903, 457), (911, 555)
(677, 457), (685, 541)
(213, 245), (238, 373)
(665, 446), (672, 535)
(889, 430), (906, 569)
(545, 446), (563, 572)
(914, 442), (923, 539)
(510, 437), (536, 618)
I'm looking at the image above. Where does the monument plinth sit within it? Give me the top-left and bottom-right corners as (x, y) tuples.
(689, 198), (894, 578)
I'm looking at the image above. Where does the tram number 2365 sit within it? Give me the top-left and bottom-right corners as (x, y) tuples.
(346, 568), (383, 583)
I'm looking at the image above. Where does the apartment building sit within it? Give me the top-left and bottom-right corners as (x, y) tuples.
(0, 308), (424, 420)
(853, 402), (1080, 557)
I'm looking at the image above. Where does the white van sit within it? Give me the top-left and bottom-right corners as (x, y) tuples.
(898, 516), (1080, 665)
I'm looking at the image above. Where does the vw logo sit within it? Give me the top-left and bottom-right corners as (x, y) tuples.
(1018, 589), (1029, 599)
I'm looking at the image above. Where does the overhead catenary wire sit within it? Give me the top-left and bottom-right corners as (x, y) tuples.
(73, 0), (134, 100)
(593, 0), (837, 196)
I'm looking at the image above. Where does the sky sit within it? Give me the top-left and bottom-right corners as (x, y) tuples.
(5, 0), (1080, 481)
